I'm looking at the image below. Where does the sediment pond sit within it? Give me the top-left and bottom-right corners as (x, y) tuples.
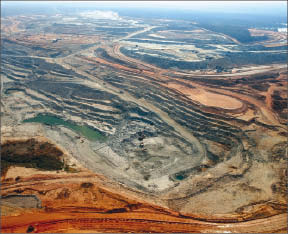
(23, 114), (107, 142)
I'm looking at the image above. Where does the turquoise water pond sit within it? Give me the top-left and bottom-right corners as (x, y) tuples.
(23, 114), (107, 142)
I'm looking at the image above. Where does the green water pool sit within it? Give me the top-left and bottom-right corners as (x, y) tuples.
(23, 114), (107, 142)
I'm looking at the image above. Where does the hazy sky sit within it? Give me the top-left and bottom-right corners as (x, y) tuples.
(66, 1), (286, 8)
(87, 1), (287, 14)
(2, 1), (287, 15)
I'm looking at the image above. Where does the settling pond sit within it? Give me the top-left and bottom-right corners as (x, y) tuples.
(23, 114), (107, 142)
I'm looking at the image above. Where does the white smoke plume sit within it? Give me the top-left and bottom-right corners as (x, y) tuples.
(79, 10), (122, 20)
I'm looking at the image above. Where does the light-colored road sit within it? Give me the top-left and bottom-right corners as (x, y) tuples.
(114, 26), (158, 42)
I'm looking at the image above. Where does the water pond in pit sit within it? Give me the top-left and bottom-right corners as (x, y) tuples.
(23, 114), (107, 142)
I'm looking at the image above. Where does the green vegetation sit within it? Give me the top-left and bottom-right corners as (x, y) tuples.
(1, 154), (64, 172)
(23, 114), (107, 142)
(1, 140), (65, 176)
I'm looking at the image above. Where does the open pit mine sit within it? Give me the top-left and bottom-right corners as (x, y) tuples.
(1, 5), (287, 233)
